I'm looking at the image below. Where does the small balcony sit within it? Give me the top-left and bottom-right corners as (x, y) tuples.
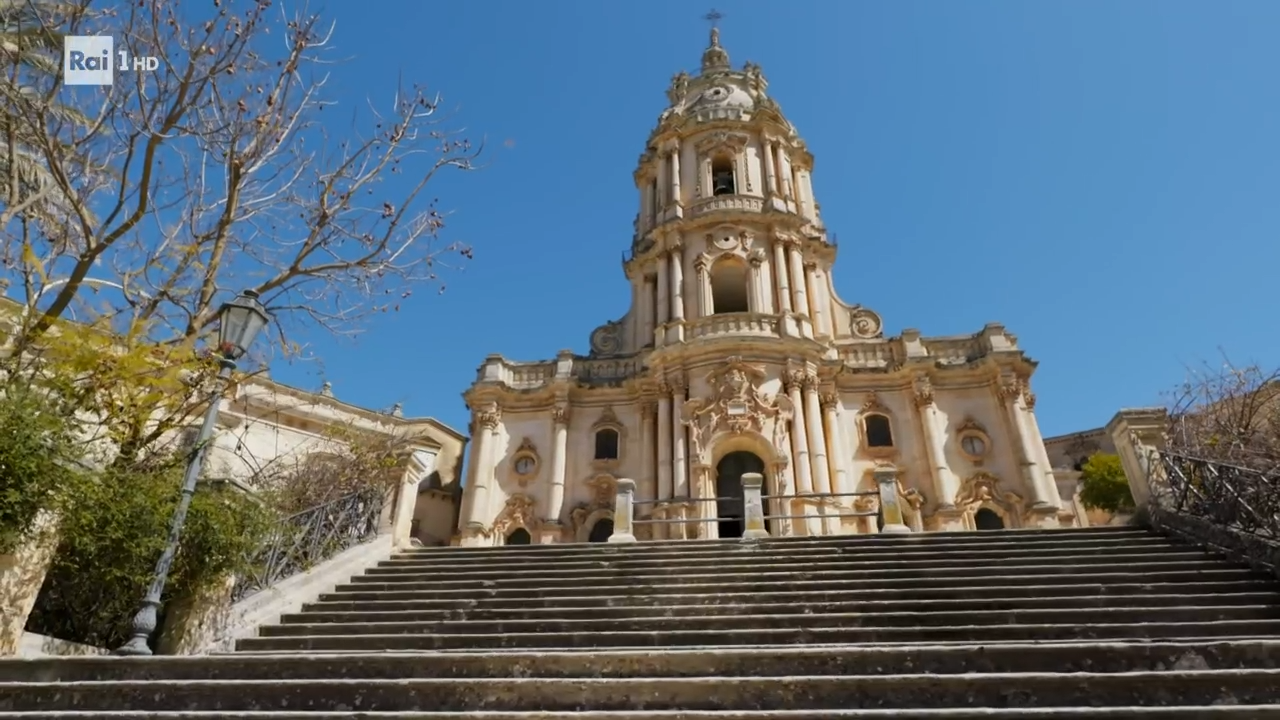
(683, 312), (782, 341)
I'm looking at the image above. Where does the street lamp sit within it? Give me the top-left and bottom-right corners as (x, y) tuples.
(115, 289), (270, 656)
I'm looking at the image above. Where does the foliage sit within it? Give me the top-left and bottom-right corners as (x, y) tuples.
(0, 382), (81, 552)
(1165, 358), (1280, 476)
(1077, 453), (1135, 514)
(26, 457), (272, 650)
(254, 424), (410, 516)
(1, 0), (482, 470)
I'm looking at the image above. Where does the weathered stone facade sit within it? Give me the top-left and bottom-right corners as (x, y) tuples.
(458, 28), (1075, 546)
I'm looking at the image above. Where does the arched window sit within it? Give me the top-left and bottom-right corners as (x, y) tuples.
(709, 257), (750, 314)
(505, 527), (532, 545)
(974, 508), (1004, 531)
(711, 154), (736, 196)
(865, 414), (894, 448)
(594, 428), (619, 460)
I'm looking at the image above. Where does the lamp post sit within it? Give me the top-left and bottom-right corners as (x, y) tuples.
(115, 290), (271, 656)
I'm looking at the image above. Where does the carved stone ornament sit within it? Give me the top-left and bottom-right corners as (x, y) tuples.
(997, 372), (1024, 404)
(585, 474), (618, 508)
(493, 494), (539, 537)
(551, 406), (570, 426)
(819, 391), (840, 412)
(954, 473), (1022, 512)
(666, 71), (691, 105)
(589, 319), (624, 356)
(912, 373), (935, 408)
(476, 405), (501, 430)
(861, 392), (890, 414)
(694, 130), (750, 154)
(848, 306), (884, 339)
(681, 358), (794, 463)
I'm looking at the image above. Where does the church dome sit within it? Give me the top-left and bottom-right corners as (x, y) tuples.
(654, 26), (786, 131)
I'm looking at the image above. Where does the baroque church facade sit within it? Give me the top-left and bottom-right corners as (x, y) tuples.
(457, 28), (1075, 546)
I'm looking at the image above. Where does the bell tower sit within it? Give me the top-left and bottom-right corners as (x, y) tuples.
(617, 16), (883, 358)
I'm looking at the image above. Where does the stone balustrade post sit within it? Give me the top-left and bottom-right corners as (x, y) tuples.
(608, 478), (638, 544)
(875, 469), (911, 534)
(1105, 407), (1170, 508)
(740, 472), (770, 541)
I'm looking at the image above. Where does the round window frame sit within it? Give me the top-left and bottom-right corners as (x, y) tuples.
(957, 430), (991, 463)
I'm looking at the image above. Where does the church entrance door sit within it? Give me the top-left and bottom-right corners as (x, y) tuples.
(588, 518), (614, 543)
(715, 451), (766, 538)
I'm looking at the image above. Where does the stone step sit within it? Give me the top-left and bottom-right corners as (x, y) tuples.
(323, 568), (1265, 601)
(235, 618), (1280, 652)
(6, 670), (1280, 712)
(369, 545), (1205, 577)
(7, 641), (1280, 683)
(258, 604), (1280, 638)
(281, 592), (1280, 625)
(389, 527), (1154, 560)
(4, 708), (1280, 718)
(378, 536), (1185, 571)
(384, 527), (1157, 561)
(339, 559), (1240, 592)
(308, 579), (1279, 612)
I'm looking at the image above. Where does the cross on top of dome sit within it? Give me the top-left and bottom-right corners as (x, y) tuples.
(701, 8), (731, 73)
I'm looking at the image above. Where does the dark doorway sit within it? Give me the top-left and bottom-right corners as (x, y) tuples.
(588, 518), (614, 543)
(505, 527), (532, 545)
(715, 451), (766, 538)
(974, 508), (1005, 531)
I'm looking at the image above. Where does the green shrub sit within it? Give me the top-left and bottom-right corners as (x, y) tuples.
(25, 459), (273, 650)
(0, 385), (82, 553)
(1078, 453), (1136, 514)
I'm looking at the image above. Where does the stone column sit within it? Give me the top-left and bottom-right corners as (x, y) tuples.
(821, 392), (850, 496)
(748, 252), (765, 312)
(671, 377), (688, 498)
(804, 378), (832, 496)
(671, 376), (690, 539)
(669, 147), (682, 206)
(914, 374), (959, 512)
(641, 180), (653, 230)
(639, 402), (656, 502)
(772, 240), (793, 314)
(656, 251), (669, 330)
(608, 479), (638, 543)
(668, 246), (685, 343)
(740, 472), (770, 540)
(804, 261), (829, 337)
(693, 255), (710, 318)
(1000, 376), (1058, 510)
(770, 460), (795, 537)
(545, 406), (570, 525)
(787, 242), (810, 337)
(762, 138), (778, 196)
(638, 277), (654, 347)
(657, 389), (673, 501)
(778, 148), (794, 200)
(785, 370), (819, 536)
(462, 405), (500, 533)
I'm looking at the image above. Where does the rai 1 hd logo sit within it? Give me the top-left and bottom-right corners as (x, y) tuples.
(63, 35), (160, 86)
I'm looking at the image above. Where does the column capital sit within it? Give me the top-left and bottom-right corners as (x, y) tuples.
(551, 405), (570, 426)
(693, 252), (711, 272)
(819, 391), (840, 412)
(748, 249), (767, 266)
(782, 369), (806, 394)
(476, 404), (502, 430)
(913, 373), (935, 408)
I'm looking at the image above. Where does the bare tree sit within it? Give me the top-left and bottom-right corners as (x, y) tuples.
(0, 0), (481, 464)
(1165, 355), (1280, 475)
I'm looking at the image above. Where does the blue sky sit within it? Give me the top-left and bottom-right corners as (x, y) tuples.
(271, 1), (1280, 440)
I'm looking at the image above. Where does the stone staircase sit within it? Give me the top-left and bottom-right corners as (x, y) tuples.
(3, 524), (1280, 717)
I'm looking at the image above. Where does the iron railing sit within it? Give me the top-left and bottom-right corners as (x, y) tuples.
(1162, 451), (1279, 541)
(230, 487), (384, 603)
